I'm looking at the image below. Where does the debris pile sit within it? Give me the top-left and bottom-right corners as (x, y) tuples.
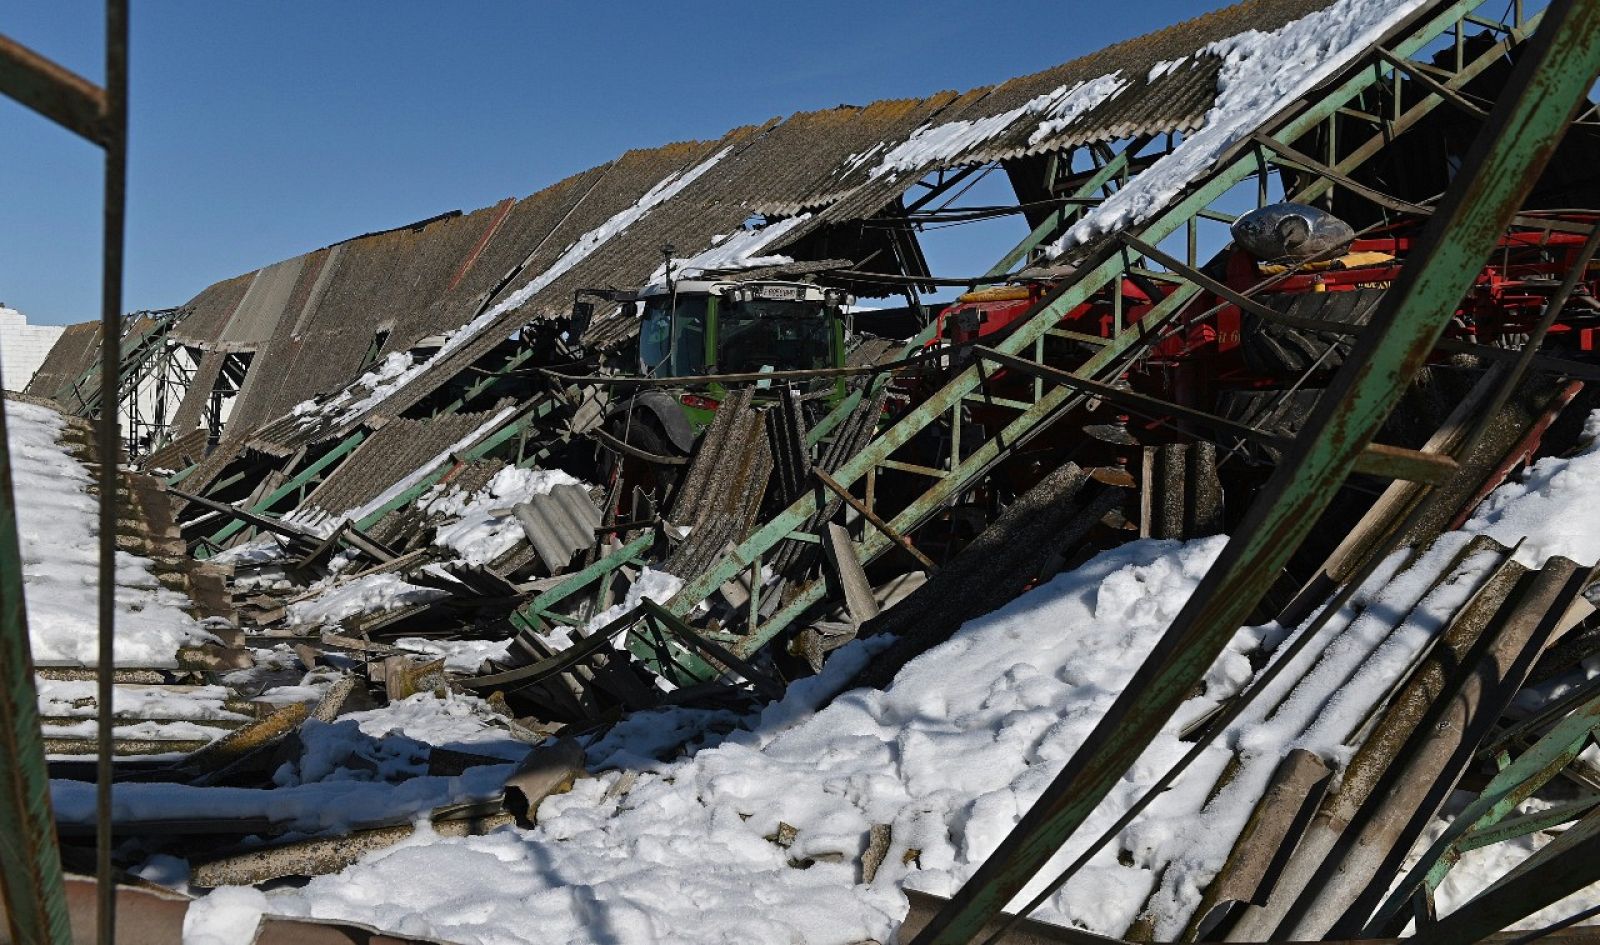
(9, 0), (1600, 941)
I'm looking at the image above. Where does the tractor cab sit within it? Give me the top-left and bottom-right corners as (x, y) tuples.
(588, 280), (854, 498)
(636, 280), (848, 382)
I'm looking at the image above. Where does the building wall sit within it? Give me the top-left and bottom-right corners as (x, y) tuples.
(0, 307), (67, 392)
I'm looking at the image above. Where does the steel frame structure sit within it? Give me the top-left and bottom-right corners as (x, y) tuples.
(651, 0), (1546, 657)
(458, 0), (1569, 681)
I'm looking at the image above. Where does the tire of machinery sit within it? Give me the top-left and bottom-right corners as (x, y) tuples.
(1238, 286), (1387, 377)
(1214, 388), (1325, 463)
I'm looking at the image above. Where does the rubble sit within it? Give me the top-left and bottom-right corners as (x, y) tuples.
(6, 0), (1600, 942)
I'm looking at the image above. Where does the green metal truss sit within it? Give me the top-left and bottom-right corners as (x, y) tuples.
(663, 0), (1525, 660)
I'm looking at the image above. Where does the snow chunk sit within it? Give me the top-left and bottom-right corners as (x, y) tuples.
(644, 214), (814, 291)
(1460, 411), (1600, 568)
(424, 465), (583, 566)
(184, 886), (269, 945)
(286, 572), (447, 630)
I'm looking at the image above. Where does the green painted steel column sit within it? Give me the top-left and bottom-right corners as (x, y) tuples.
(0, 397), (73, 943)
(909, 3), (1600, 942)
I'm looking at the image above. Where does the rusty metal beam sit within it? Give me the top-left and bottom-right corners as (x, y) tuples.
(0, 33), (110, 145)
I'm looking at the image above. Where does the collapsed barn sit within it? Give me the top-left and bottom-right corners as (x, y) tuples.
(8, 0), (1600, 941)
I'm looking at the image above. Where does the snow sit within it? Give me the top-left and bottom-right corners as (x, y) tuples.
(288, 146), (734, 427)
(35, 679), (249, 722)
(184, 886), (270, 945)
(1148, 57), (1189, 83)
(644, 214), (815, 291)
(54, 691), (526, 833)
(182, 399), (1600, 944)
(286, 572), (448, 630)
(870, 74), (1129, 179)
(189, 539), (1237, 944)
(538, 566), (684, 653)
(152, 285), (1600, 945)
(392, 637), (513, 674)
(1460, 411), (1600, 568)
(423, 465), (583, 565)
(5, 398), (207, 666)
(286, 405), (519, 536)
(1051, 0), (1428, 252)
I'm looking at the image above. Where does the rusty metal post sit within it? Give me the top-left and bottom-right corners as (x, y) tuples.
(94, 5), (129, 943)
(908, 3), (1600, 941)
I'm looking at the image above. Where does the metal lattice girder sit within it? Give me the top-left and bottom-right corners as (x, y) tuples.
(0, 397), (73, 945)
(1410, 803), (1600, 945)
(54, 308), (186, 418)
(667, 0), (1515, 659)
(985, 147), (1135, 278)
(908, 1), (1600, 941)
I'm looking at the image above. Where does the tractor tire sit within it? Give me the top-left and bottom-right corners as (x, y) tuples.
(1239, 287), (1385, 378)
(1215, 388), (1325, 463)
(599, 413), (685, 506)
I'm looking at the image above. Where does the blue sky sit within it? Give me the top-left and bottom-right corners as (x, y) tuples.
(3, 1), (1205, 325)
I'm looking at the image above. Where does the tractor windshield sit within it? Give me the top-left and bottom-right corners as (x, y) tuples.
(639, 294), (709, 377)
(717, 298), (834, 374)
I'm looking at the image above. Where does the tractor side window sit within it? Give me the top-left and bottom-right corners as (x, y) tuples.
(640, 300), (671, 373)
(670, 296), (708, 376)
(639, 295), (708, 377)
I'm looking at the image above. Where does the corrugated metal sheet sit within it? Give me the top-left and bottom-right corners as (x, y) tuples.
(513, 483), (602, 573)
(166, 349), (225, 437)
(214, 256), (305, 351)
(142, 427), (210, 475)
(168, 271), (255, 348)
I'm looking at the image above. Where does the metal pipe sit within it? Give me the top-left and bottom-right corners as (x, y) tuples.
(96, 2), (128, 942)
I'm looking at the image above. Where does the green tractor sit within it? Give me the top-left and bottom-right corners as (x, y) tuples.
(591, 279), (854, 497)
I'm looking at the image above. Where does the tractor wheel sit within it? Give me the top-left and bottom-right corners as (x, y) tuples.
(599, 413), (685, 507)
(1214, 388), (1324, 463)
(1238, 287), (1385, 378)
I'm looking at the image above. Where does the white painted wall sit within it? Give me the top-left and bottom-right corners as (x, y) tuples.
(0, 307), (66, 392)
